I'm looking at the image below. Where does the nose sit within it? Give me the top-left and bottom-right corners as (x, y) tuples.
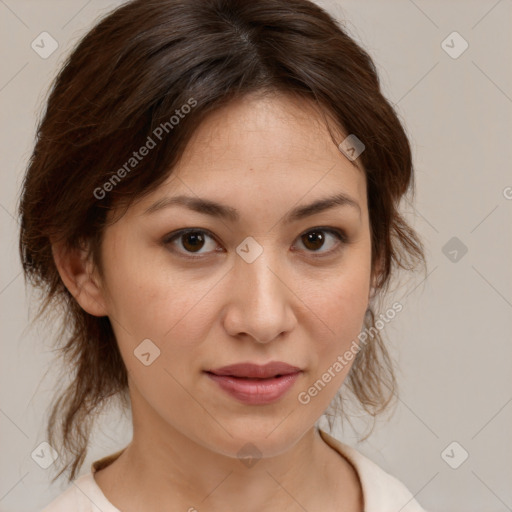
(221, 245), (297, 344)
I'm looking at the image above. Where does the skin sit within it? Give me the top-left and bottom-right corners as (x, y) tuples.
(53, 91), (377, 511)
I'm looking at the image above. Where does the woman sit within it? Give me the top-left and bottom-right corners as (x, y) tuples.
(19, 0), (428, 510)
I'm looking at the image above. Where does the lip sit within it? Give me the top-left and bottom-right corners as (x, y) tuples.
(208, 362), (301, 379)
(205, 362), (302, 405)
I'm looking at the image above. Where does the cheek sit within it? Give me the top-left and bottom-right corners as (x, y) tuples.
(101, 232), (195, 334)
(101, 243), (221, 375)
(103, 262), (214, 414)
(292, 269), (370, 413)
(331, 275), (370, 339)
(306, 260), (371, 378)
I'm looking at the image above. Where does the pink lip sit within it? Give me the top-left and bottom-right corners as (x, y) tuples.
(205, 362), (302, 405)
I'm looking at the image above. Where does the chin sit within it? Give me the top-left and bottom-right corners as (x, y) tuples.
(196, 416), (313, 460)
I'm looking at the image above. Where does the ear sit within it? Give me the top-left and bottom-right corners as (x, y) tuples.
(51, 239), (108, 317)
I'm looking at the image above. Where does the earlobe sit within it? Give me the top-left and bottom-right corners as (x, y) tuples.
(51, 241), (108, 317)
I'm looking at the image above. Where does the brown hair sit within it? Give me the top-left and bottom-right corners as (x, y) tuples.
(18, 0), (425, 483)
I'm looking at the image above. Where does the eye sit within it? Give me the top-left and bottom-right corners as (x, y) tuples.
(163, 228), (221, 259)
(162, 226), (348, 260)
(293, 227), (347, 256)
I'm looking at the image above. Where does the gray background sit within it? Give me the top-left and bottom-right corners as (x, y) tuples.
(1, 1), (511, 511)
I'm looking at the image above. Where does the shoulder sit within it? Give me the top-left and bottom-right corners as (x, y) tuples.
(40, 473), (118, 512)
(318, 429), (430, 512)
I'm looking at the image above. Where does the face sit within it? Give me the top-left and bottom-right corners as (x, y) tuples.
(96, 92), (373, 458)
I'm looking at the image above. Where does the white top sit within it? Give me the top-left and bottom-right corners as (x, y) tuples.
(41, 429), (428, 512)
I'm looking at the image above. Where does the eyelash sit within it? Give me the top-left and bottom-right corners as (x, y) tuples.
(162, 226), (349, 261)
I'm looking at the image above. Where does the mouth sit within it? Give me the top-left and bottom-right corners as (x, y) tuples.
(206, 361), (302, 379)
(204, 362), (302, 405)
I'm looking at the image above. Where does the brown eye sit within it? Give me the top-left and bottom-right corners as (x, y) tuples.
(163, 229), (220, 258)
(163, 226), (347, 260)
(301, 230), (326, 251)
(181, 231), (206, 252)
(295, 228), (347, 256)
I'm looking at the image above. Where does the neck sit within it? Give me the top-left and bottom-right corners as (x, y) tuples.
(94, 388), (361, 511)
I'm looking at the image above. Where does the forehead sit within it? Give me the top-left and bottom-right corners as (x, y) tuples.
(134, 92), (368, 220)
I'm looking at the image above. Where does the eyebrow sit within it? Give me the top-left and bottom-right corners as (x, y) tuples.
(143, 192), (361, 222)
